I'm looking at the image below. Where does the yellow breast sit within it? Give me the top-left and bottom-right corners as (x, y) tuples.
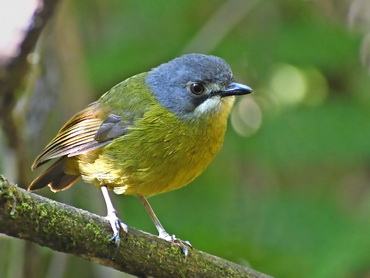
(76, 97), (234, 197)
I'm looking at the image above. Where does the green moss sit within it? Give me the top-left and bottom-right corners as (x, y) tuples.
(18, 201), (32, 212)
(0, 176), (14, 201)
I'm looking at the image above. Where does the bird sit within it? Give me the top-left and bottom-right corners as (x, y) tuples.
(28, 53), (253, 255)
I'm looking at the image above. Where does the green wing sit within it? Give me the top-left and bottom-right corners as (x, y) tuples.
(32, 72), (152, 169)
(29, 73), (152, 191)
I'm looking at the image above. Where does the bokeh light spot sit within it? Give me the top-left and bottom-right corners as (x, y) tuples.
(269, 64), (308, 107)
(302, 67), (328, 106)
(231, 96), (262, 137)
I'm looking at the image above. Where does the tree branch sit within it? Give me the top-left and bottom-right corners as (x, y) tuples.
(0, 176), (272, 278)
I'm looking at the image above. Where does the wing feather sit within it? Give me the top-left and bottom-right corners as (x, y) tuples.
(32, 102), (130, 169)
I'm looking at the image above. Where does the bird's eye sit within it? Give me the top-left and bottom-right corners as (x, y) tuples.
(189, 83), (205, 95)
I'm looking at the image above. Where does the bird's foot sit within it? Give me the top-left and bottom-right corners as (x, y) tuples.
(105, 210), (128, 245)
(159, 231), (192, 257)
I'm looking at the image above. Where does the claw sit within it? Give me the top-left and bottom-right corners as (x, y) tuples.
(101, 186), (128, 245)
(138, 195), (192, 257)
(105, 211), (128, 245)
(175, 239), (190, 258)
(159, 232), (192, 257)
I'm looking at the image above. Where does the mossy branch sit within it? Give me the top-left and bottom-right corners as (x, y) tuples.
(0, 176), (272, 278)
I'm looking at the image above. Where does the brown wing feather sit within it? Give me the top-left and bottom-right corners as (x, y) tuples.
(32, 102), (109, 169)
(29, 101), (131, 192)
(29, 157), (80, 191)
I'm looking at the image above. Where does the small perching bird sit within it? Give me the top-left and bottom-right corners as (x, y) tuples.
(29, 54), (253, 255)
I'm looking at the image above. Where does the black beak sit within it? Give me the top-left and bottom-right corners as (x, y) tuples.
(221, 82), (253, 97)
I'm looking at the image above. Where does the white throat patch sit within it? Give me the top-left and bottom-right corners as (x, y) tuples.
(194, 96), (222, 116)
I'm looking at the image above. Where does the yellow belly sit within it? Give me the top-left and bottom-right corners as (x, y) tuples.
(74, 99), (233, 197)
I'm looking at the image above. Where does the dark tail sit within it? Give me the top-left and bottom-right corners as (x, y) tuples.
(28, 157), (80, 192)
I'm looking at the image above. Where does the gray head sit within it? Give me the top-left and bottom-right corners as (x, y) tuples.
(146, 54), (252, 119)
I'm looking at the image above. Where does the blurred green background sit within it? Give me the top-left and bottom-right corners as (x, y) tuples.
(1, 0), (370, 277)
